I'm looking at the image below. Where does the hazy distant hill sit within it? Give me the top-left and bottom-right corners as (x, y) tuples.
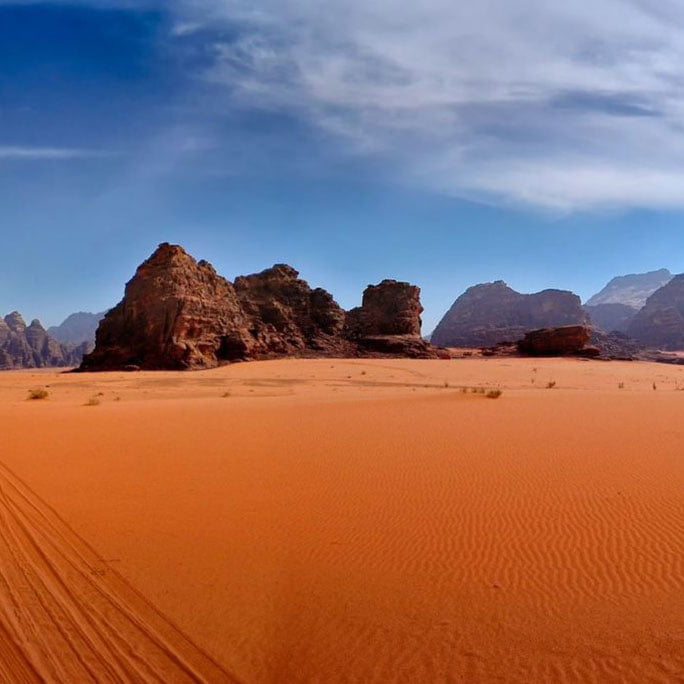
(627, 274), (684, 350)
(48, 311), (105, 346)
(583, 302), (639, 333)
(586, 269), (672, 309)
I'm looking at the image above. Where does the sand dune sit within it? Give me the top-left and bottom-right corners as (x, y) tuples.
(1, 358), (683, 682)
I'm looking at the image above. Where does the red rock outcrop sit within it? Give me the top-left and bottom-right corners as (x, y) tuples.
(234, 264), (353, 357)
(517, 325), (592, 356)
(80, 244), (253, 370)
(431, 281), (588, 347)
(80, 244), (436, 370)
(346, 280), (436, 358)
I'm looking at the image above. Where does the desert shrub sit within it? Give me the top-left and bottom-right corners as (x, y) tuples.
(547, 381), (556, 389)
(84, 396), (100, 406)
(618, 382), (625, 389)
(27, 388), (48, 400)
(222, 391), (231, 398)
(486, 389), (503, 399)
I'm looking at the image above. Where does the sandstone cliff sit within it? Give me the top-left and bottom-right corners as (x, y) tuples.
(234, 264), (353, 357)
(431, 281), (587, 347)
(80, 244), (253, 370)
(346, 280), (435, 358)
(80, 244), (436, 370)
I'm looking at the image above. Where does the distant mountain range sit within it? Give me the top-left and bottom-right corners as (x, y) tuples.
(0, 312), (88, 369)
(432, 268), (684, 352)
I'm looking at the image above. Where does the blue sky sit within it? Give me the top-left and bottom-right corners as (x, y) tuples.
(2, 0), (684, 333)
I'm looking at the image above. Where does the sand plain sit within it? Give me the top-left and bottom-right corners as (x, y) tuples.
(0, 357), (683, 682)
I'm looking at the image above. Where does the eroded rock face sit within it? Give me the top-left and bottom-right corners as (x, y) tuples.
(80, 244), (253, 370)
(80, 244), (435, 370)
(431, 281), (587, 347)
(517, 325), (592, 356)
(0, 312), (81, 369)
(234, 264), (352, 357)
(346, 279), (436, 358)
(347, 280), (423, 336)
(627, 274), (684, 350)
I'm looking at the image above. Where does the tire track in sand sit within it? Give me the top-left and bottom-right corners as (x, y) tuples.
(0, 460), (236, 683)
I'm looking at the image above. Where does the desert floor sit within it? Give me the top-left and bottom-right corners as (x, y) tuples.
(1, 357), (683, 683)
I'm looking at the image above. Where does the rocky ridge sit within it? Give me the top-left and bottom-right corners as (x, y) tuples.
(0, 312), (84, 369)
(80, 244), (437, 371)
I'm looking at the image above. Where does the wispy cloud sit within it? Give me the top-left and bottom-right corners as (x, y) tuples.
(171, 0), (684, 211)
(0, 146), (112, 160)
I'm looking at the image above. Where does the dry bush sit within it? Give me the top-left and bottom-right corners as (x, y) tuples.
(27, 388), (48, 400)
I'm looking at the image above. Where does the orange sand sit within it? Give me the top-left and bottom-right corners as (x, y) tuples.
(1, 358), (683, 682)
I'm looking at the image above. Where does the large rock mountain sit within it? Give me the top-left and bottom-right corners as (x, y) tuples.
(0, 312), (83, 369)
(48, 311), (105, 347)
(627, 274), (684, 350)
(431, 281), (587, 347)
(586, 269), (672, 309)
(80, 244), (436, 371)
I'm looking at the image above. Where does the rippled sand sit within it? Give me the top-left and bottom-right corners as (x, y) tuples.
(1, 358), (683, 682)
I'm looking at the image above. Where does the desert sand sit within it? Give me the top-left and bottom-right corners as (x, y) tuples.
(0, 357), (683, 682)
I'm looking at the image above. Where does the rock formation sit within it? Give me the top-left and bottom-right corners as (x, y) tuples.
(80, 244), (436, 371)
(584, 303), (638, 333)
(586, 269), (672, 309)
(80, 243), (253, 370)
(517, 326), (592, 356)
(627, 274), (684, 350)
(431, 281), (588, 347)
(345, 280), (435, 357)
(48, 311), (105, 347)
(234, 264), (353, 357)
(0, 312), (82, 369)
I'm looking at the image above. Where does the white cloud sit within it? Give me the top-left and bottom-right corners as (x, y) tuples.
(0, 146), (110, 160)
(175, 0), (684, 210)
